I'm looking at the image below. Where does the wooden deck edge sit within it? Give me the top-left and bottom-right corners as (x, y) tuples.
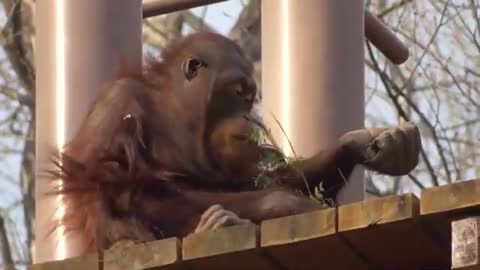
(421, 178), (480, 215)
(182, 223), (257, 260)
(260, 208), (335, 247)
(338, 193), (419, 231)
(28, 180), (480, 269)
(28, 254), (98, 270)
(103, 237), (181, 270)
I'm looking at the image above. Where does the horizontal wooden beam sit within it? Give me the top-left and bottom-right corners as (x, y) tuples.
(421, 179), (480, 215)
(30, 180), (480, 269)
(339, 193), (448, 269)
(182, 224), (274, 269)
(28, 254), (98, 270)
(103, 237), (181, 270)
(421, 179), (480, 269)
(260, 208), (369, 269)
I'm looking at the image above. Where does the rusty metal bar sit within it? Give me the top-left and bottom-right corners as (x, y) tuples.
(261, 0), (366, 205)
(143, 0), (227, 18)
(35, 0), (142, 263)
(365, 10), (409, 65)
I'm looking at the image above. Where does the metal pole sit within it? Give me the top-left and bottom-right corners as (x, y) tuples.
(35, 0), (142, 263)
(365, 10), (409, 65)
(143, 0), (227, 18)
(261, 0), (365, 205)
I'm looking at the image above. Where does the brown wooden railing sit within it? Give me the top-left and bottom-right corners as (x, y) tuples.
(29, 178), (480, 270)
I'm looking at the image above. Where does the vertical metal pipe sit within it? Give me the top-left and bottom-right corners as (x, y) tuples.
(35, 0), (142, 263)
(261, 0), (365, 205)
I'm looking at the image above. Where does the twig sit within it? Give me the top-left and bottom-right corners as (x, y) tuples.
(377, 0), (413, 19)
(400, 0), (450, 90)
(270, 113), (297, 157)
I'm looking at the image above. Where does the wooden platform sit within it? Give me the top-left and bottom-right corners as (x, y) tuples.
(28, 178), (480, 270)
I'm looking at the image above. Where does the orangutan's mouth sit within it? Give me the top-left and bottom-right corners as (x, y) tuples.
(231, 134), (250, 141)
(243, 114), (263, 128)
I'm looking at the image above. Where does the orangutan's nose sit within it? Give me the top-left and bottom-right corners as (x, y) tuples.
(245, 77), (257, 98)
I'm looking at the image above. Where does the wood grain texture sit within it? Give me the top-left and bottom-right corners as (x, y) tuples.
(260, 208), (369, 270)
(420, 178), (480, 262)
(104, 237), (182, 270)
(29, 180), (480, 270)
(421, 179), (480, 215)
(339, 193), (448, 269)
(28, 255), (98, 270)
(182, 223), (275, 270)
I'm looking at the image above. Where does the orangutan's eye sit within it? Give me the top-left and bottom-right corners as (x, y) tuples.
(233, 82), (244, 96)
(232, 80), (255, 104)
(182, 57), (207, 81)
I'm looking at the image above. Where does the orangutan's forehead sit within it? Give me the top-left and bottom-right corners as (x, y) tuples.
(183, 37), (243, 60)
(182, 32), (243, 54)
(195, 45), (245, 66)
(163, 32), (251, 70)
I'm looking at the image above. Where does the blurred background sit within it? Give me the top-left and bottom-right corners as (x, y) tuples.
(0, 0), (478, 268)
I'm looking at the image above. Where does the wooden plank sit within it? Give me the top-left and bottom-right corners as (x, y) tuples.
(420, 178), (480, 259)
(104, 237), (184, 270)
(32, 179), (480, 270)
(421, 179), (480, 215)
(339, 193), (448, 269)
(453, 266), (480, 270)
(28, 254), (98, 270)
(182, 223), (275, 270)
(452, 217), (480, 269)
(261, 208), (369, 270)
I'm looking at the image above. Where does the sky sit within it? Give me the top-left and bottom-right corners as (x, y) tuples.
(190, 0), (245, 35)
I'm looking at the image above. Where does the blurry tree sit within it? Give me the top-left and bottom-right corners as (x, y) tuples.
(0, 0), (479, 268)
(0, 0), (35, 269)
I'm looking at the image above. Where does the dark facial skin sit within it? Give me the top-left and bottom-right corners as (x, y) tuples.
(48, 31), (420, 254)
(155, 32), (261, 181)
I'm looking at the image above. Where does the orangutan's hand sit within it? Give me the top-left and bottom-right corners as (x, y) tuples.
(194, 204), (252, 233)
(340, 122), (421, 175)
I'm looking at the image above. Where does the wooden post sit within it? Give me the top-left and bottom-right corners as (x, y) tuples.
(452, 217), (480, 269)
(35, 0), (142, 263)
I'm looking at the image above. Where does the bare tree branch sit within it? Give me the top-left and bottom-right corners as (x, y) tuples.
(0, 0), (35, 93)
(0, 215), (15, 270)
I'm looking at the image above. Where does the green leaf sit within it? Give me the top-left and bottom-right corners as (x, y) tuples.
(263, 150), (284, 165)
